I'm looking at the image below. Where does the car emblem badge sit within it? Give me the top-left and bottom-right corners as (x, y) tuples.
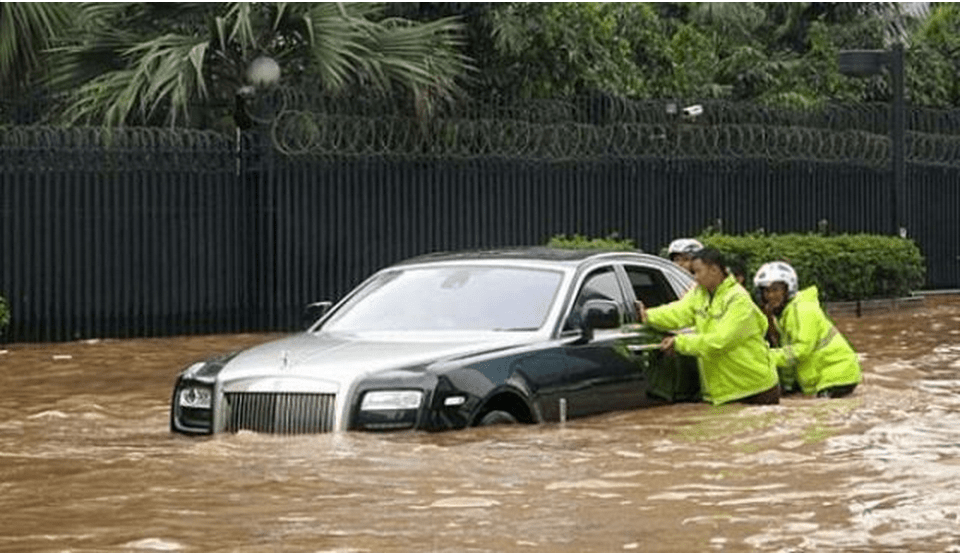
(282, 350), (290, 371)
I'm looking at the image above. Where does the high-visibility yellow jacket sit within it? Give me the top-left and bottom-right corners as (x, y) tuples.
(645, 275), (778, 405)
(770, 286), (861, 395)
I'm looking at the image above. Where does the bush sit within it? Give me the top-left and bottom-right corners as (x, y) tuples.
(547, 233), (638, 251)
(698, 232), (925, 301)
(0, 295), (9, 334)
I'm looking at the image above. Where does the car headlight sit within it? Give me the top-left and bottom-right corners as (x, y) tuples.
(178, 385), (212, 409)
(360, 390), (423, 411)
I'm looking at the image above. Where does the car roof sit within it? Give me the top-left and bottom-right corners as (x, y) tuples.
(394, 246), (661, 269)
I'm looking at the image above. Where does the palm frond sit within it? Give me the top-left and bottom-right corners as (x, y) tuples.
(304, 3), (377, 92)
(303, 4), (467, 109)
(40, 2), (470, 128)
(59, 33), (212, 127)
(0, 2), (74, 91)
(219, 2), (259, 56)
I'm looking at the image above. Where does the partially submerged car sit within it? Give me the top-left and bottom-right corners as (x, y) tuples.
(170, 248), (701, 435)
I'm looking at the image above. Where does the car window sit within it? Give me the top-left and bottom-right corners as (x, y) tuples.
(624, 265), (678, 309)
(322, 266), (564, 332)
(563, 267), (624, 331)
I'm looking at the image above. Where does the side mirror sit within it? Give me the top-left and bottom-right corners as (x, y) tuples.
(303, 301), (332, 329)
(578, 299), (622, 342)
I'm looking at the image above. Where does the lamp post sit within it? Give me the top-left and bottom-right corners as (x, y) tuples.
(234, 56), (281, 174)
(235, 55), (282, 129)
(839, 44), (906, 238)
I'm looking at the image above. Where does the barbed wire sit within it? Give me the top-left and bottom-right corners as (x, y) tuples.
(907, 131), (960, 167)
(252, 88), (960, 134)
(0, 126), (234, 172)
(256, 90), (957, 167)
(269, 110), (958, 167)
(1, 95), (957, 169)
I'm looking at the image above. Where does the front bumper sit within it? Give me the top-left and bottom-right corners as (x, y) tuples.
(170, 370), (482, 435)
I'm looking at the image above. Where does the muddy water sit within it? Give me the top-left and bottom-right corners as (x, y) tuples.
(0, 298), (958, 552)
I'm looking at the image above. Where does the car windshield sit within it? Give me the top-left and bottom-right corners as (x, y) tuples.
(321, 265), (564, 332)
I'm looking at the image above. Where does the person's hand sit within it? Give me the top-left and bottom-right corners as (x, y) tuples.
(659, 335), (675, 354)
(635, 300), (647, 323)
(764, 313), (780, 347)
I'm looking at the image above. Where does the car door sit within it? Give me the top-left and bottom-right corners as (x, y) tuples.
(557, 265), (662, 419)
(621, 263), (702, 402)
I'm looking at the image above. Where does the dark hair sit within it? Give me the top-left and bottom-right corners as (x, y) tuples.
(726, 255), (747, 279)
(691, 248), (728, 273)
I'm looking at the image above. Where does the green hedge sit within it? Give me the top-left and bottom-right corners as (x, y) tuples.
(547, 234), (638, 251)
(0, 294), (8, 335)
(548, 232), (925, 302)
(698, 233), (925, 301)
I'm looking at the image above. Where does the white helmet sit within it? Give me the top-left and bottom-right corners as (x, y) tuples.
(667, 238), (703, 256)
(753, 261), (798, 297)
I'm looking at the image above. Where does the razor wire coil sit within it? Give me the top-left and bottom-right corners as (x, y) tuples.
(0, 126), (235, 172)
(268, 110), (957, 168)
(1, 94), (957, 169)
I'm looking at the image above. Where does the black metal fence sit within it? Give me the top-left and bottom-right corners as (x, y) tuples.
(1, 100), (958, 342)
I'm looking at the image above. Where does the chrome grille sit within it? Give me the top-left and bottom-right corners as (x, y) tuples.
(224, 393), (336, 434)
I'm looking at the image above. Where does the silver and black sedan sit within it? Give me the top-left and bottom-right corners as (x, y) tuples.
(170, 248), (701, 435)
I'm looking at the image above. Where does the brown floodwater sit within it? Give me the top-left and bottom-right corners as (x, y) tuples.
(0, 297), (958, 552)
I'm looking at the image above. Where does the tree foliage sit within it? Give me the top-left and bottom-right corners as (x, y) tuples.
(2, 2), (957, 130)
(33, 3), (468, 128)
(0, 2), (73, 93)
(487, 3), (665, 98)
(401, 2), (958, 109)
(906, 2), (959, 106)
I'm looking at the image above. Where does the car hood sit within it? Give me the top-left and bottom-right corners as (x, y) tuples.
(216, 331), (532, 392)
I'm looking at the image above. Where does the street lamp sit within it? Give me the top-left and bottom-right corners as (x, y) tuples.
(839, 44), (906, 238)
(246, 56), (281, 87)
(234, 55), (282, 130)
(233, 56), (282, 175)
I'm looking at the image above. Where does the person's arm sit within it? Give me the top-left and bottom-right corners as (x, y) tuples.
(644, 288), (697, 331)
(762, 307), (781, 347)
(672, 293), (757, 356)
(770, 303), (821, 368)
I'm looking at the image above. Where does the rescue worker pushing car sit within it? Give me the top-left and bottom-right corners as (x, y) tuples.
(666, 238), (703, 274)
(753, 261), (862, 398)
(638, 248), (780, 405)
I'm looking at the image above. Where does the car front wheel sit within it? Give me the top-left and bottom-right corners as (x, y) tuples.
(478, 410), (517, 426)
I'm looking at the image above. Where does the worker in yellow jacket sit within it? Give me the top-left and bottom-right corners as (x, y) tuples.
(752, 261), (862, 398)
(638, 248), (780, 405)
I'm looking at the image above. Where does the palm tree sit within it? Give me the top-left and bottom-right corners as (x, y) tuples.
(0, 2), (74, 91)
(42, 3), (468, 128)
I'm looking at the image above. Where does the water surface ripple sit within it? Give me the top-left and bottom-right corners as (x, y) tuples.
(0, 298), (958, 552)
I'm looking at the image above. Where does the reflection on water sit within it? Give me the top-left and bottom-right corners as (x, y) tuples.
(0, 298), (958, 552)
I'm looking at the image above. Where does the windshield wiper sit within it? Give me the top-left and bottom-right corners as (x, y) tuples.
(492, 327), (540, 332)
